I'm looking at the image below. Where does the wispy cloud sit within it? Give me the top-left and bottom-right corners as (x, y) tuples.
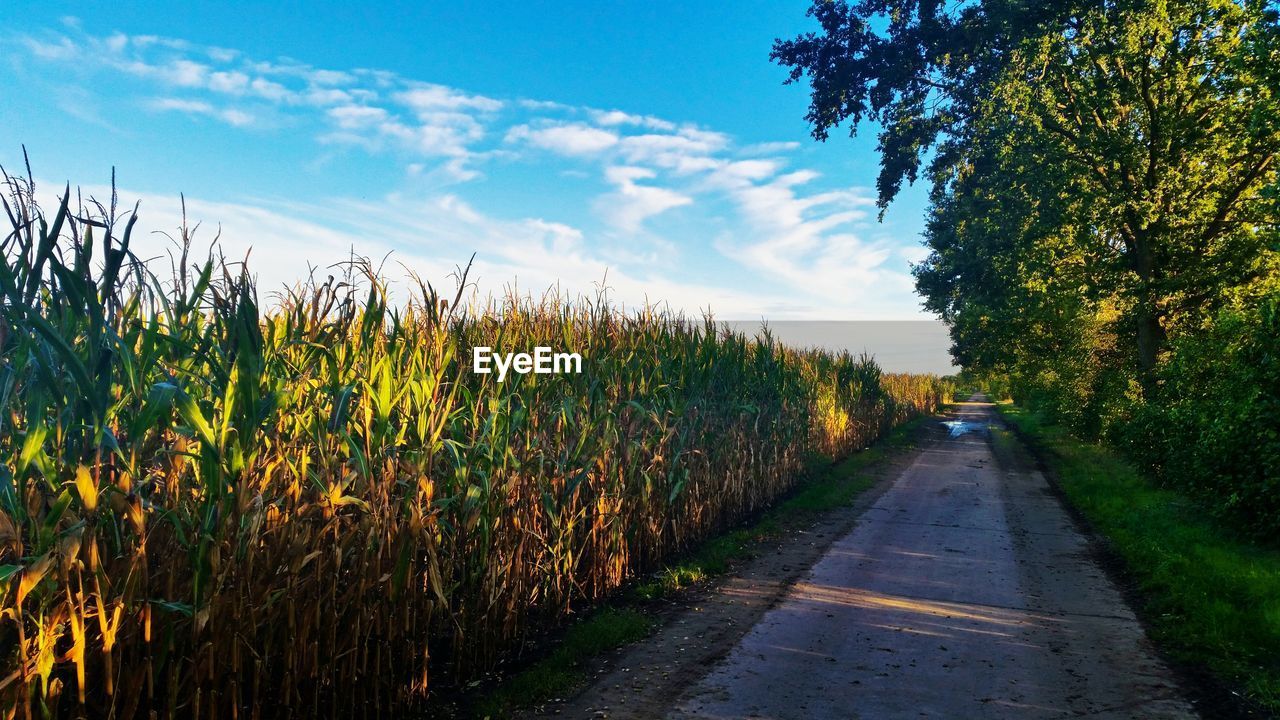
(740, 140), (802, 156)
(598, 166), (693, 231)
(396, 84), (502, 113)
(505, 122), (619, 156)
(57, 180), (790, 318)
(11, 22), (928, 319)
(22, 35), (77, 60)
(148, 97), (255, 127)
(590, 109), (676, 132)
(711, 170), (909, 313)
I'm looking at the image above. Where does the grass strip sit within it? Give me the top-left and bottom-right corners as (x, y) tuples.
(473, 608), (656, 719)
(475, 413), (933, 717)
(995, 404), (1280, 712)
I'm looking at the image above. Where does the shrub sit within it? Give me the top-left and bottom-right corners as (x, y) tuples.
(1121, 294), (1280, 539)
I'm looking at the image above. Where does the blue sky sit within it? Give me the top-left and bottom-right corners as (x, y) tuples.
(1, 1), (935, 319)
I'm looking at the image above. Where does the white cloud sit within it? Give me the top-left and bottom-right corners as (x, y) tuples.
(518, 98), (572, 111)
(22, 36), (79, 59)
(376, 116), (484, 157)
(740, 141), (801, 156)
(328, 104), (389, 128)
(150, 98), (211, 113)
(708, 171), (922, 315)
(396, 85), (502, 114)
(705, 159), (781, 186)
(219, 108), (254, 127)
(148, 97), (255, 127)
(617, 129), (727, 173)
(308, 68), (353, 86)
(206, 46), (239, 63)
(12, 25), (932, 319)
(12, 29), (495, 166)
(506, 123), (619, 156)
(51, 183), (774, 317)
(598, 166), (693, 231)
(208, 70), (249, 93)
(899, 245), (931, 265)
(439, 157), (481, 182)
(590, 109), (676, 131)
(104, 33), (128, 53)
(162, 59), (209, 87)
(249, 77), (290, 101)
(304, 88), (352, 105)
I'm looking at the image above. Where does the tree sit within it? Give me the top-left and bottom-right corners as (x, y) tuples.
(774, 0), (1280, 393)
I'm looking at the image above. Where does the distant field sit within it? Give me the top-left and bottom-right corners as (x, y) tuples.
(719, 321), (958, 376)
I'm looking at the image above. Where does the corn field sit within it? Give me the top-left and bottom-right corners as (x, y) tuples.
(0, 173), (949, 719)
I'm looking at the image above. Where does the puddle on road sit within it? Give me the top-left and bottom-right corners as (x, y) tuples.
(942, 420), (980, 437)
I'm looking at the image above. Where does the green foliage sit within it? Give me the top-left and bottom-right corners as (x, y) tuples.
(628, 415), (925, 603)
(0, 170), (950, 718)
(771, 0), (1088, 210)
(778, 8), (1280, 709)
(948, 370), (1012, 402)
(1120, 289), (1280, 537)
(485, 415), (926, 717)
(777, 0), (1280, 393)
(777, 0), (1280, 544)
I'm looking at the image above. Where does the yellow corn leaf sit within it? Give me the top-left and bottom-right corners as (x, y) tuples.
(74, 465), (97, 513)
(17, 553), (53, 605)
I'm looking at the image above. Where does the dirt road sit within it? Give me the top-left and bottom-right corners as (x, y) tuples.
(673, 398), (1194, 718)
(531, 398), (1197, 719)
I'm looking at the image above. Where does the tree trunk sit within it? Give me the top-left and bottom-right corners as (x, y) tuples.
(1129, 226), (1165, 398)
(1136, 306), (1165, 397)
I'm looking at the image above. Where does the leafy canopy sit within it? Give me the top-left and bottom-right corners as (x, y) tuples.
(774, 0), (1280, 388)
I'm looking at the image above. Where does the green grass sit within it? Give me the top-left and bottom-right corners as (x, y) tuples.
(996, 404), (1280, 711)
(476, 413), (933, 717)
(474, 607), (655, 719)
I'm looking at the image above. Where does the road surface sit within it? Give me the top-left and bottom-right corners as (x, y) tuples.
(670, 398), (1195, 719)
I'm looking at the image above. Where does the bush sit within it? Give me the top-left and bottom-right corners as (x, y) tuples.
(1121, 295), (1280, 539)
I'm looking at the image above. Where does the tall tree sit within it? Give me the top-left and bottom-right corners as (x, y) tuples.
(774, 0), (1280, 391)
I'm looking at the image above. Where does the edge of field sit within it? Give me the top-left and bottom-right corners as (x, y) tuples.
(446, 409), (950, 719)
(993, 403), (1280, 719)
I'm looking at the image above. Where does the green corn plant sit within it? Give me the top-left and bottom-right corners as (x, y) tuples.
(0, 167), (951, 719)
